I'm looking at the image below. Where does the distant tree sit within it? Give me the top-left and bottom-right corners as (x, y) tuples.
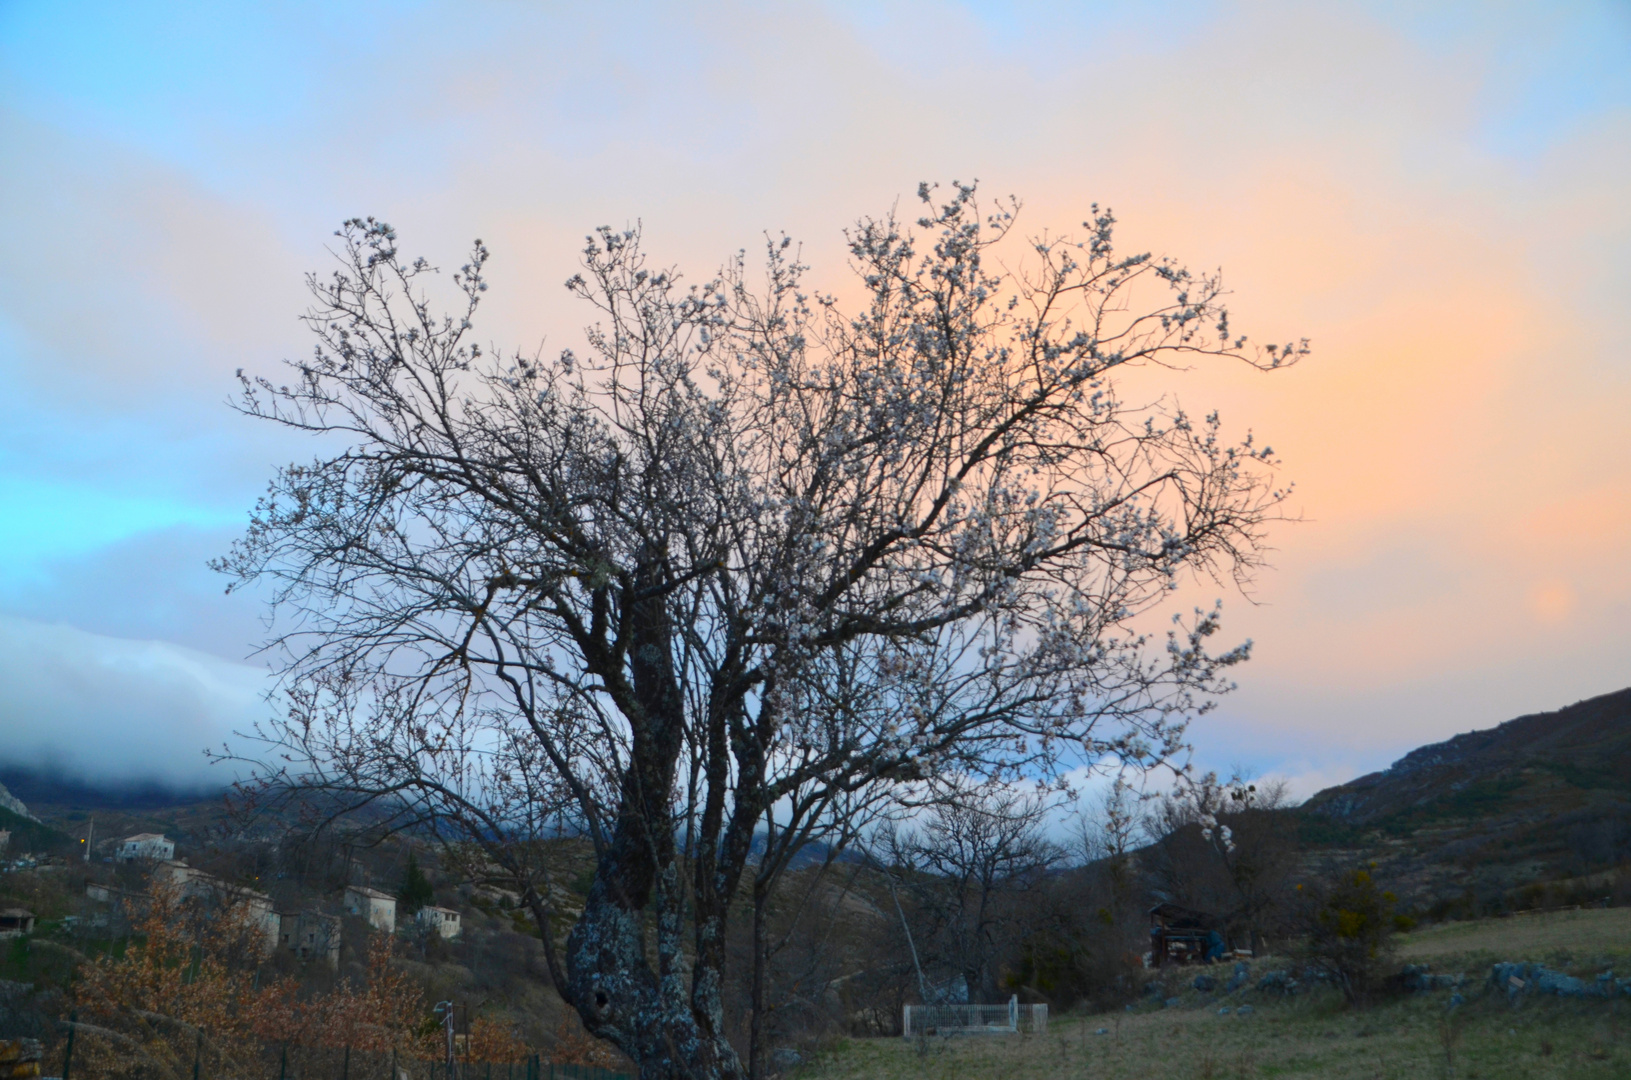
(220, 182), (1298, 1080)
(741, 787), (883, 1070)
(1295, 865), (1401, 1005)
(1143, 771), (1296, 952)
(397, 851), (434, 914)
(1215, 778), (1297, 953)
(891, 785), (1058, 1003)
(1071, 776), (1142, 924)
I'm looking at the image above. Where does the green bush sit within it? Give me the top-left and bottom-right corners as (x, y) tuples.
(1296, 865), (1398, 1005)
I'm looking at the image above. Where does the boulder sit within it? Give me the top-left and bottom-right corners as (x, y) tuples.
(1488, 962), (1614, 999)
(1256, 970), (1298, 995)
(1192, 974), (1216, 993)
(1489, 961), (1532, 994)
(1399, 964), (1433, 992)
(1535, 969), (1587, 997)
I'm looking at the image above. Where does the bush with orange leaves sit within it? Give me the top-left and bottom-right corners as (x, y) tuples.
(69, 880), (528, 1079)
(546, 1013), (623, 1070)
(72, 880), (273, 1080)
(259, 937), (435, 1054)
(461, 1017), (530, 1065)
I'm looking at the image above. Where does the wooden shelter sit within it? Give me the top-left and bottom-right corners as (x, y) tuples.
(0, 909), (35, 937)
(1147, 902), (1228, 967)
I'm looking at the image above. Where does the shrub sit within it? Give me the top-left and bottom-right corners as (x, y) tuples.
(1295, 866), (1399, 1005)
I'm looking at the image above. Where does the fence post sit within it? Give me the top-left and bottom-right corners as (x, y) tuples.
(278, 1044), (287, 1080)
(341, 1046), (350, 1080)
(192, 1028), (204, 1080)
(61, 1010), (76, 1080)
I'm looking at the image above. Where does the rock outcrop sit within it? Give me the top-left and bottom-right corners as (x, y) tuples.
(0, 783), (35, 823)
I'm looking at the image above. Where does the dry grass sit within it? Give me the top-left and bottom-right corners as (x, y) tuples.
(1397, 907), (1631, 965)
(804, 992), (1631, 1079)
(805, 909), (1631, 1080)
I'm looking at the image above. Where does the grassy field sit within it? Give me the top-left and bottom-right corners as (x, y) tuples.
(1397, 907), (1631, 965)
(804, 909), (1631, 1080)
(806, 998), (1630, 1079)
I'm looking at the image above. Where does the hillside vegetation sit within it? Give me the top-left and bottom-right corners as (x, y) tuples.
(1297, 688), (1631, 916)
(2, 688), (1629, 1075)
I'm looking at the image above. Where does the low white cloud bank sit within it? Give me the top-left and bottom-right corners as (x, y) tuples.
(0, 613), (270, 790)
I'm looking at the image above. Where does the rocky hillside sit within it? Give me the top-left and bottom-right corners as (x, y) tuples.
(1297, 687), (1631, 911)
(0, 780), (36, 822)
(1304, 687), (1631, 825)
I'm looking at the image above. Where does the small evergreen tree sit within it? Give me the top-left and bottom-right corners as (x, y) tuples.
(398, 852), (433, 914)
(1297, 865), (1401, 1005)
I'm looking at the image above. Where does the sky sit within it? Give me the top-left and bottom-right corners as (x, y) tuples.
(0, 0), (1627, 796)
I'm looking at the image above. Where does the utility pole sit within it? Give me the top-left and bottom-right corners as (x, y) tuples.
(434, 1001), (456, 1080)
(876, 853), (929, 1005)
(83, 817), (93, 863)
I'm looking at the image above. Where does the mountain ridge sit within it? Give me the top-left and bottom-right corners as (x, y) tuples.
(1302, 686), (1631, 825)
(1291, 685), (1631, 912)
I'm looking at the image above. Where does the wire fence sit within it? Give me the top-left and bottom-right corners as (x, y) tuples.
(47, 1038), (630, 1080)
(266, 1049), (629, 1080)
(901, 996), (1048, 1037)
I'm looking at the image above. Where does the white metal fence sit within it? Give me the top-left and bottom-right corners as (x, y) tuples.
(901, 995), (1048, 1037)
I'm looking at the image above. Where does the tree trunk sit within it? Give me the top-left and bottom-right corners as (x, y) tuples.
(567, 878), (745, 1079)
(747, 879), (770, 1080)
(563, 560), (747, 1080)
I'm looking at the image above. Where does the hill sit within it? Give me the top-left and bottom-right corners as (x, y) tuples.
(0, 804), (71, 856)
(1303, 687), (1631, 825)
(1296, 686), (1631, 914)
(0, 765), (226, 814)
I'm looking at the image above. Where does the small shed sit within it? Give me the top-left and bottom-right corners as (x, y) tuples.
(1148, 902), (1227, 967)
(0, 909), (36, 937)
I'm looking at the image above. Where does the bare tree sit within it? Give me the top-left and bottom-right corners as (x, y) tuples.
(218, 182), (1298, 1079)
(889, 786), (1058, 1003)
(742, 768), (891, 1075)
(1071, 776), (1143, 926)
(1143, 772), (1296, 953)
